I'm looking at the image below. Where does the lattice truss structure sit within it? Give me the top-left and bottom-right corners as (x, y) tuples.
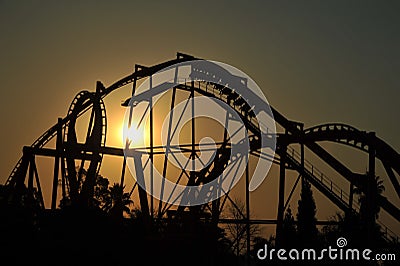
(3, 53), (400, 246)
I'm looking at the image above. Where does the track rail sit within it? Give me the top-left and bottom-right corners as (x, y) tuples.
(4, 53), (399, 241)
(6, 53), (196, 186)
(171, 78), (400, 240)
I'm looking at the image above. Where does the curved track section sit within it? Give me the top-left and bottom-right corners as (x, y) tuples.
(170, 78), (400, 240)
(5, 53), (196, 189)
(303, 123), (400, 179)
(63, 90), (107, 205)
(3, 53), (399, 241)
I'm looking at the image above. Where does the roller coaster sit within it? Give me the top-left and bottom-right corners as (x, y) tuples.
(2, 53), (399, 254)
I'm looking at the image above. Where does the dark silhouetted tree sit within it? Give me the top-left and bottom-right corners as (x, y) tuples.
(281, 206), (297, 248)
(225, 198), (260, 256)
(59, 167), (133, 218)
(354, 173), (386, 247)
(355, 173), (385, 223)
(93, 174), (111, 210)
(297, 179), (318, 247)
(107, 183), (133, 217)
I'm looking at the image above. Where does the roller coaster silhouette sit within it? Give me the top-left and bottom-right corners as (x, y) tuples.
(2, 53), (399, 263)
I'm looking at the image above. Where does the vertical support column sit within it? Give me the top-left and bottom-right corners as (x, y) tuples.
(51, 118), (62, 210)
(32, 159), (45, 208)
(61, 152), (67, 202)
(27, 152), (41, 207)
(149, 77), (154, 220)
(120, 159), (127, 194)
(121, 72), (138, 213)
(245, 163), (251, 265)
(28, 154), (34, 198)
(159, 87), (177, 218)
(120, 157), (126, 191)
(211, 199), (220, 226)
(191, 81), (195, 171)
(189, 81), (196, 209)
(367, 132), (376, 243)
(276, 132), (287, 247)
(349, 183), (354, 210)
(133, 152), (150, 223)
(300, 124), (305, 178)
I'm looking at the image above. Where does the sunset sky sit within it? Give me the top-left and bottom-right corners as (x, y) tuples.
(1, 1), (399, 233)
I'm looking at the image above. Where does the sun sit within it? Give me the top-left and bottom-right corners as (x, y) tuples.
(122, 120), (145, 148)
(127, 125), (144, 144)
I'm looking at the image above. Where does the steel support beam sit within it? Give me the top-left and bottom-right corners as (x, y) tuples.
(51, 118), (62, 210)
(276, 134), (287, 247)
(133, 152), (150, 222)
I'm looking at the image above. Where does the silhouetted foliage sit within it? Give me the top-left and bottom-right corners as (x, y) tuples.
(225, 198), (260, 256)
(355, 173), (385, 223)
(321, 174), (390, 250)
(60, 167), (133, 217)
(107, 183), (133, 217)
(297, 179), (318, 247)
(0, 175), (397, 266)
(281, 206), (297, 248)
(0, 183), (43, 210)
(93, 174), (111, 209)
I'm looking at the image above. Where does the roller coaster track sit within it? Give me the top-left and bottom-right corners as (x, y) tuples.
(284, 146), (398, 242)
(303, 124), (400, 196)
(63, 90), (107, 203)
(181, 79), (400, 242)
(4, 53), (400, 242)
(6, 53), (196, 187)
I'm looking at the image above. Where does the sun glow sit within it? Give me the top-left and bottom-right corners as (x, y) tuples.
(122, 120), (146, 148)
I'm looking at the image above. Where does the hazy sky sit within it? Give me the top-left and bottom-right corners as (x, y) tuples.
(1, 1), (399, 229)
